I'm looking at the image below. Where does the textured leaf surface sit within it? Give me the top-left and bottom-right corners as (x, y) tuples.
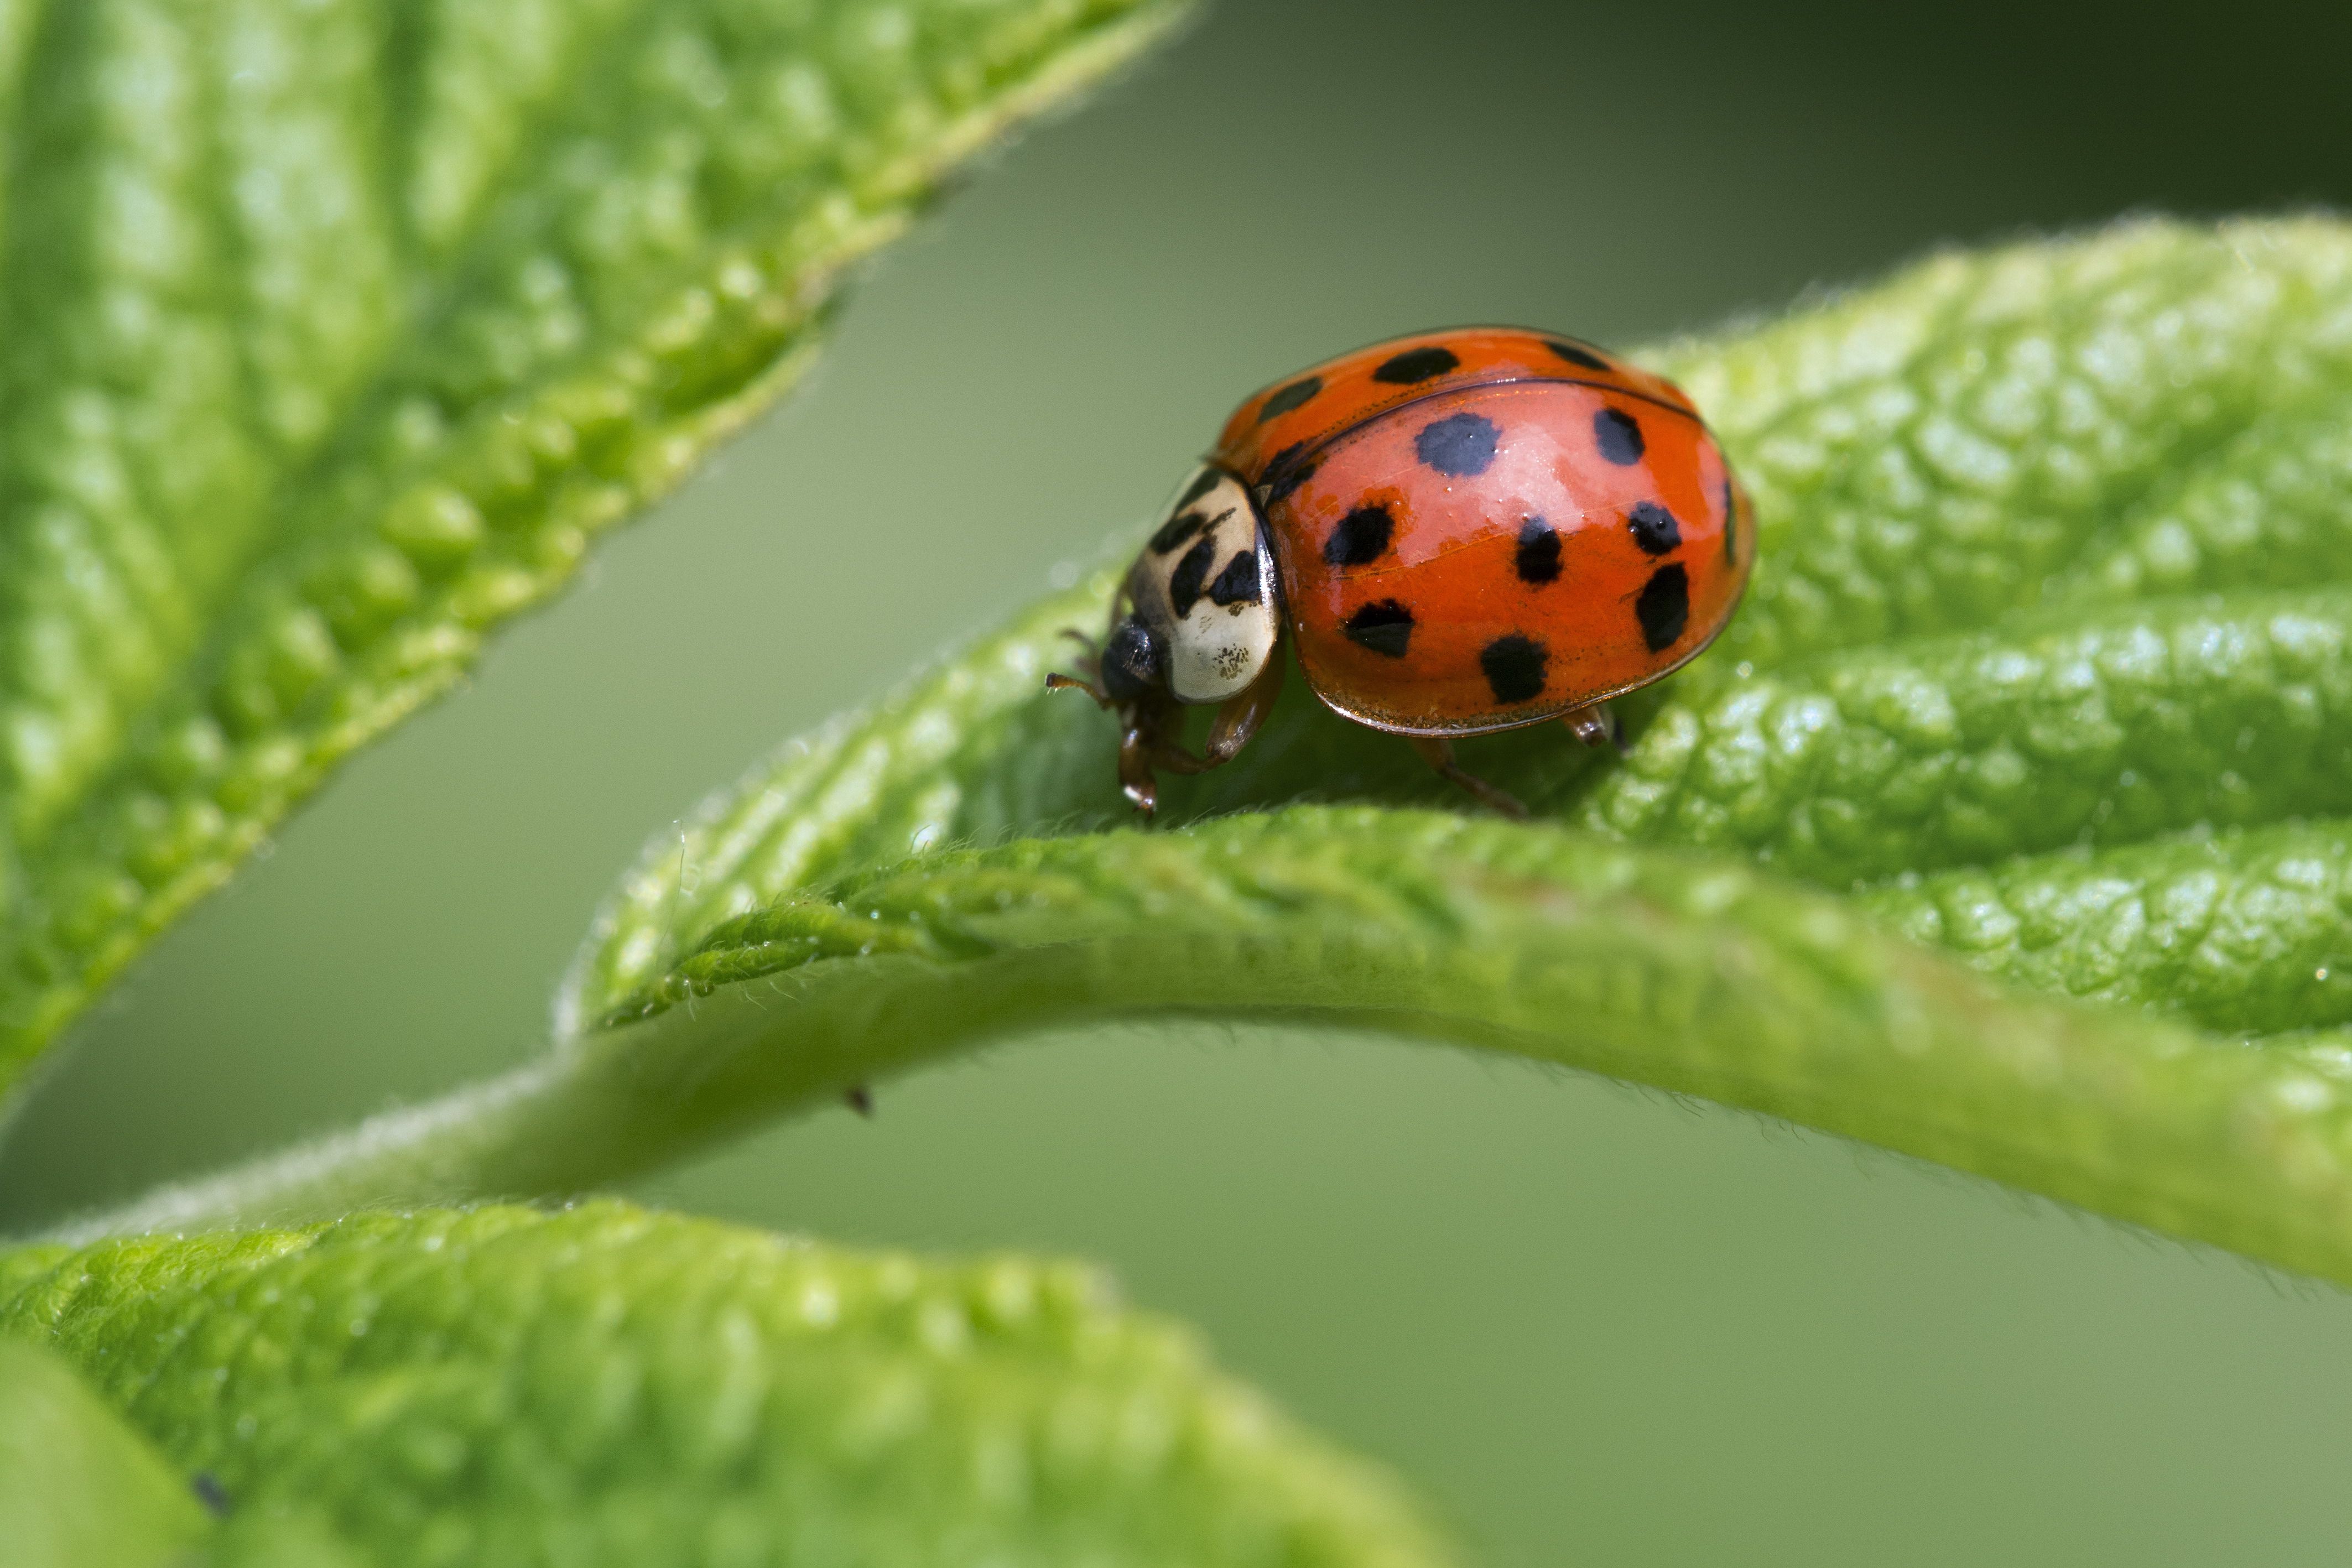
(54, 222), (2352, 1282)
(0, 0), (1185, 1092)
(561, 220), (2352, 1015)
(0, 1202), (1453, 1568)
(97, 217), (2352, 1287)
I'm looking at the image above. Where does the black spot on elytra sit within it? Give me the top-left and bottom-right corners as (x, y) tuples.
(1259, 442), (1317, 506)
(1258, 377), (1322, 422)
(1721, 476), (1739, 561)
(1416, 411), (1500, 477)
(1636, 564), (1689, 651)
(1480, 633), (1549, 704)
(1169, 535), (1217, 617)
(1515, 518), (1561, 584)
(1544, 337), (1611, 371)
(1626, 501), (1680, 556)
(1373, 345), (1460, 384)
(1343, 600), (1415, 658)
(1101, 618), (1162, 702)
(1177, 468), (1222, 509)
(1208, 548), (1262, 606)
(1594, 407), (1644, 465)
(192, 1473), (231, 1518)
(1324, 504), (1393, 567)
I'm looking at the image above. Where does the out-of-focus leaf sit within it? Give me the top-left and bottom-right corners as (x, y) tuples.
(0, 1336), (212, 1566)
(1, 1202), (1455, 1568)
(0, 0), (1188, 1093)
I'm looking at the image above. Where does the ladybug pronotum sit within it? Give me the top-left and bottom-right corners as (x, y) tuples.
(1050, 327), (1753, 816)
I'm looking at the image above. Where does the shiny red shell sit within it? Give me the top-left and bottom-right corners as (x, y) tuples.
(1211, 327), (1751, 734)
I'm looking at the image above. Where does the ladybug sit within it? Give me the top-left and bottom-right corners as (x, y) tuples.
(1049, 327), (1752, 816)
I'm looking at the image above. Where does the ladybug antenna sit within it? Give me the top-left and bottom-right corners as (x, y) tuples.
(1045, 626), (1115, 706)
(1045, 669), (1112, 707)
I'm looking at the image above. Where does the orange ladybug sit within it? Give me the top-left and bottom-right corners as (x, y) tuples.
(1050, 327), (1753, 816)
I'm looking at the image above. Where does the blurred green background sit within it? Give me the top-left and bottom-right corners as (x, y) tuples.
(7, 0), (2352, 1561)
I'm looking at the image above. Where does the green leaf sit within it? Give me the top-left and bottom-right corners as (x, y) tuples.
(0, 1336), (356, 1564)
(0, 0), (1189, 1095)
(63, 220), (2352, 1293)
(1864, 820), (2352, 1032)
(0, 1201), (1455, 1568)
(558, 218), (2352, 1015)
(0, 1336), (212, 1567)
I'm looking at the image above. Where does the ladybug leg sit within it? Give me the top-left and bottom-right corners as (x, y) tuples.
(1143, 646), (1288, 780)
(1199, 648), (1286, 767)
(1562, 701), (1625, 752)
(1116, 721), (1161, 815)
(1406, 736), (1529, 820)
(1116, 691), (1189, 817)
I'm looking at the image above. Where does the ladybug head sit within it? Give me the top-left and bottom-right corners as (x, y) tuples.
(1115, 465), (1279, 707)
(1098, 616), (1164, 705)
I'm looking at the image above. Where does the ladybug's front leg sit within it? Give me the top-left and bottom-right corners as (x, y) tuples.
(1128, 651), (1287, 815)
(1116, 719), (1163, 815)
(1196, 649), (1285, 767)
(1115, 688), (1193, 816)
(1406, 736), (1529, 820)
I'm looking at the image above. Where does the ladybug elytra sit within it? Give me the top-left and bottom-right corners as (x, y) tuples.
(1050, 327), (1753, 816)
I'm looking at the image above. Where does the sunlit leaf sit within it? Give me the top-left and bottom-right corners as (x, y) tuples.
(0, 1337), (212, 1567)
(0, 0), (1187, 1092)
(1, 1202), (1454, 1568)
(88, 220), (2352, 1291)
